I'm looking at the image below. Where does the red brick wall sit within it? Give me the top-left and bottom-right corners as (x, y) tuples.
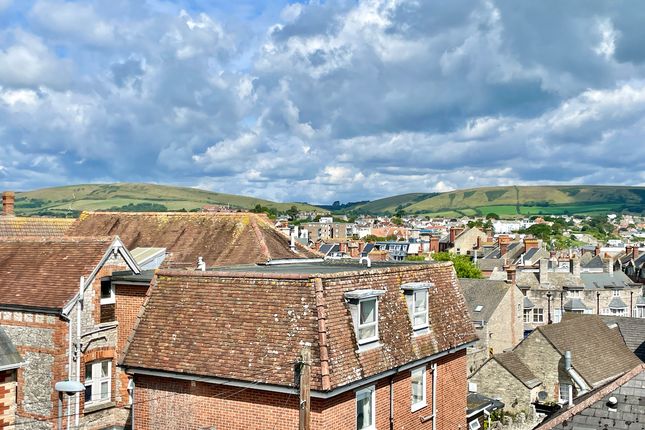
(115, 283), (148, 407)
(132, 349), (467, 430)
(0, 370), (17, 428)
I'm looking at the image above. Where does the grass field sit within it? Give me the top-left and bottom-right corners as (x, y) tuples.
(15, 183), (324, 216)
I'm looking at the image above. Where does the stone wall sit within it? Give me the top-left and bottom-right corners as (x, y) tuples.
(488, 285), (523, 354)
(513, 331), (561, 402)
(469, 360), (535, 413)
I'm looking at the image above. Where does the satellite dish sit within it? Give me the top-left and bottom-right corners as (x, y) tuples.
(537, 391), (548, 401)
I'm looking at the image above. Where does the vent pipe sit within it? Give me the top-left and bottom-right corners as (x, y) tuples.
(197, 256), (206, 272)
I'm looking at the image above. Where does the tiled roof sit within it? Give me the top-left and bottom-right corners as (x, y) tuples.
(122, 262), (477, 391)
(538, 315), (641, 387)
(0, 237), (114, 309)
(600, 316), (645, 362)
(493, 351), (541, 388)
(0, 216), (75, 237)
(535, 364), (645, 430)
(460, 278), (509, 323)
(66, 212), (320, 268)
(0, 327), (22, 370)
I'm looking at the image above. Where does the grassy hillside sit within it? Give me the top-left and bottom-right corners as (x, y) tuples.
(15, 183), (323, 217)
(346, 193), (438, 214)
(348, 186), (645, 216)
(411, 186), (645, 216)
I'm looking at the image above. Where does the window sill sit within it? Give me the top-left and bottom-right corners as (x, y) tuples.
(411, 401), (427, 412)
(84, 401), (115, 415)
(412, 326), (430, 336)
(356, 341), (382, 354)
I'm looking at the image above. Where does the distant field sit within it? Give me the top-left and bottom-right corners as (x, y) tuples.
(15, 183), (324, 216)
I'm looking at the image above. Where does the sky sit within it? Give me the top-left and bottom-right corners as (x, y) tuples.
(1, 0), (645, 204)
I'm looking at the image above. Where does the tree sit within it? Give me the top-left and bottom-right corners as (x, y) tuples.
(485, 212), (500, 220)
(432, 252), (482, 278)
(286, 205), (299, 219)
(391, 217), (403, 226)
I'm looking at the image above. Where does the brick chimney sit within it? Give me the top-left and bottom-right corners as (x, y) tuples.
(594, 245), (600, 257)
(504, 263), (517, 285)
(498, 235), (510, 257)
(634, 246), (639, 260)
(2, 191), (15, 216)
(524, 238), (539, 253)
(429, 236), (439, 253)
(606, 256), (614, 277)
(358, 241), (365, 255)
(339, 242), (348, 254)
(449, 227), (464, 244)
(539, 258), (549, 284)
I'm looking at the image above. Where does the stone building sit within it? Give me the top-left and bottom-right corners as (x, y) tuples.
(461, 274), (524, 374)
(470, 315), (641, 414)
(0, 327), (23, 428)
(450, 227), (488, 255)
(0, 236), (140, 429)
(121, 261), (478, 430)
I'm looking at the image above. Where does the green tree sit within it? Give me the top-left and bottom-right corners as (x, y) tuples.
(432, 252), (482, 278)
(286, 205), (299, 219)
(391, 216), (403, 226)
(485, 212), (500, 220)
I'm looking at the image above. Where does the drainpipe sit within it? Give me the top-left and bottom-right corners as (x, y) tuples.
(431, 362), (437, 430)
(546, 293), (552, 324)
(564, 351), (589, 398)
(389, 375), (394, 430)
(596, 292), (600, 315)
(630, 291), (634, 317)
(75, 276), (84, 428)
(62, 313), (72, 430)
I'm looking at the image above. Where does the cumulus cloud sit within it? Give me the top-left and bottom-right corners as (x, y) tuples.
(1, 0), (645, 202)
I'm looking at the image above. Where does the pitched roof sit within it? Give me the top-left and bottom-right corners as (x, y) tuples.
(0, 237), (115, 309)
(581, 254), (604, 269)
(0, 327), (22, 370)
(535, 364), (645, 430)
(538, 315), (642, 387)
(580, 271), (635, 290)
(66, 212), (320, 268)
(523, 296), (535, 309)
(0, 216), (75, 237)
(600, 316), (645, 362)
(122, 262), (477, 391)
(563, 298), (591, 311)
(493, 351), (541, 388)
(460, 278), (509, 323)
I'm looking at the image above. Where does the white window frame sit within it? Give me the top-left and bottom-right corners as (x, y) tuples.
(100, 278), (115, 305)
(523, 309), (532, 323)
(411, 290), (429, 330)
(613, 289), (620, 297)
(357, 298), (379, 345)
(410, 366), (427, 412)
(567, 290), (580, 298)
(533, 308), (544, 323)
(469, 419), (482, 430)
(84, 360), (112, 405)
(356, 385), (376, 430)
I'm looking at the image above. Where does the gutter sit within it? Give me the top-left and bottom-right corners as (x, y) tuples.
(0, 362), (26, 372)
(125, 340), (475, 400)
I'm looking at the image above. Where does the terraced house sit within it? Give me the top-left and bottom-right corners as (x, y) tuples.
(121, 261), (477, 430)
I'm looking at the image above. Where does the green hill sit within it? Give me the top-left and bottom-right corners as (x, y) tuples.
(15, 183), (324, 217)
(347, 186), (645, 217)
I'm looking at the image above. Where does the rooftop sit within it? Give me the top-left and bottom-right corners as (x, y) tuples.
(0, 216), (75, 237)
(211, 260), (429, 276)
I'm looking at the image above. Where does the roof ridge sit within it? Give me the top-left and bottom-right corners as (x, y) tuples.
(249, 215), (272, 261)
(0, 235), (114, 242)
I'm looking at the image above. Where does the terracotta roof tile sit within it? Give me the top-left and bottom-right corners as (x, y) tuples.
(0, 216), (74, 237)
(0, 236), (114, 309)
(122, 262), (477, 391)
(66, 212), (319, 267)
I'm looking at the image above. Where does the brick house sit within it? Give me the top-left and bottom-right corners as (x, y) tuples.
(469, 315), (641, 414)
(460, 276), (524, 374)
(1, 327), (24, 428)
(121, 261), (478, 430)
(0, 236), (140, 429)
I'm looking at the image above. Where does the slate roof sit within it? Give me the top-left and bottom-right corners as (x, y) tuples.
(467, 392), (504, 417)
(516, 271), (584, 289)
(0, 327), (22, 370)
(66, 212), (320, 268)
(600, 316), (645, 362)
(538, 315), (642, 387)
(493, 351), (541, 388)
(563, 298), (591, 311)
(460, 278), (509, 323)
(476, 258), (504, 271)
(581, 255), (604, 269)
(608, 297), (628, 309)
(580, 272), (635, 290)
(0, 216), (75, 237)
(122, 262), (477, 392)
(535, 364), (645, 430)
(0, 237), (115, 309)
(523, 296), (535, 309)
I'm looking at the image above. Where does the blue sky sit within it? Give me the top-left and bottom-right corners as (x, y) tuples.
(1, 0), (644, 203)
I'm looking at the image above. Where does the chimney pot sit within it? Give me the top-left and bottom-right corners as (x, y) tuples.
(2, 191), (15, 216)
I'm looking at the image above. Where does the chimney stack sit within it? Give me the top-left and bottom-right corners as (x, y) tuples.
(569, 254), (581, 278)
(449, 226), (464, 244)
(429, 236), (439, 253)
(498, 235), (510, 257)
(606, 257), (614, 277)
(539, 258), (549, 284)
(594, 245), (601, 257)
(634, 246), (639, 260)
(2, 191), (15, 216)
(523, 237), (539, 253)
(504, 264), (517, 285)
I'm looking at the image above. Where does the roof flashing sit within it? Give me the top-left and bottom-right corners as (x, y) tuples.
(401, 281), (434, 291)
(344, 289), (386, 300)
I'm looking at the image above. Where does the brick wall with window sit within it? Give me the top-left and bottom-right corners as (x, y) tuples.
(0, 369), (18, 428)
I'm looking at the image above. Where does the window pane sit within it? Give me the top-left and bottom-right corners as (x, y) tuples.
(85, 364), (93, 381)
(414, 313), (427, 327)
(414, 291), (427, 311)
(359, 324), (376, 341)
(84, 384), (92, 403)
(360, 300), (376, 324)
(357, 393), (373, 429)
(101, 361), (109, 378)
(412, 380), (424, 403)
(100, 381), (109, 400)
(101, 280), (112, 299)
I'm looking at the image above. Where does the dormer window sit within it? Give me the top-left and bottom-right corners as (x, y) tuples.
(401, 282), (433, 333)
(345, 290), (386, 348)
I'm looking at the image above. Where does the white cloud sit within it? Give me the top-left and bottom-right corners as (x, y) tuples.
(0, 0), (12, 12)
